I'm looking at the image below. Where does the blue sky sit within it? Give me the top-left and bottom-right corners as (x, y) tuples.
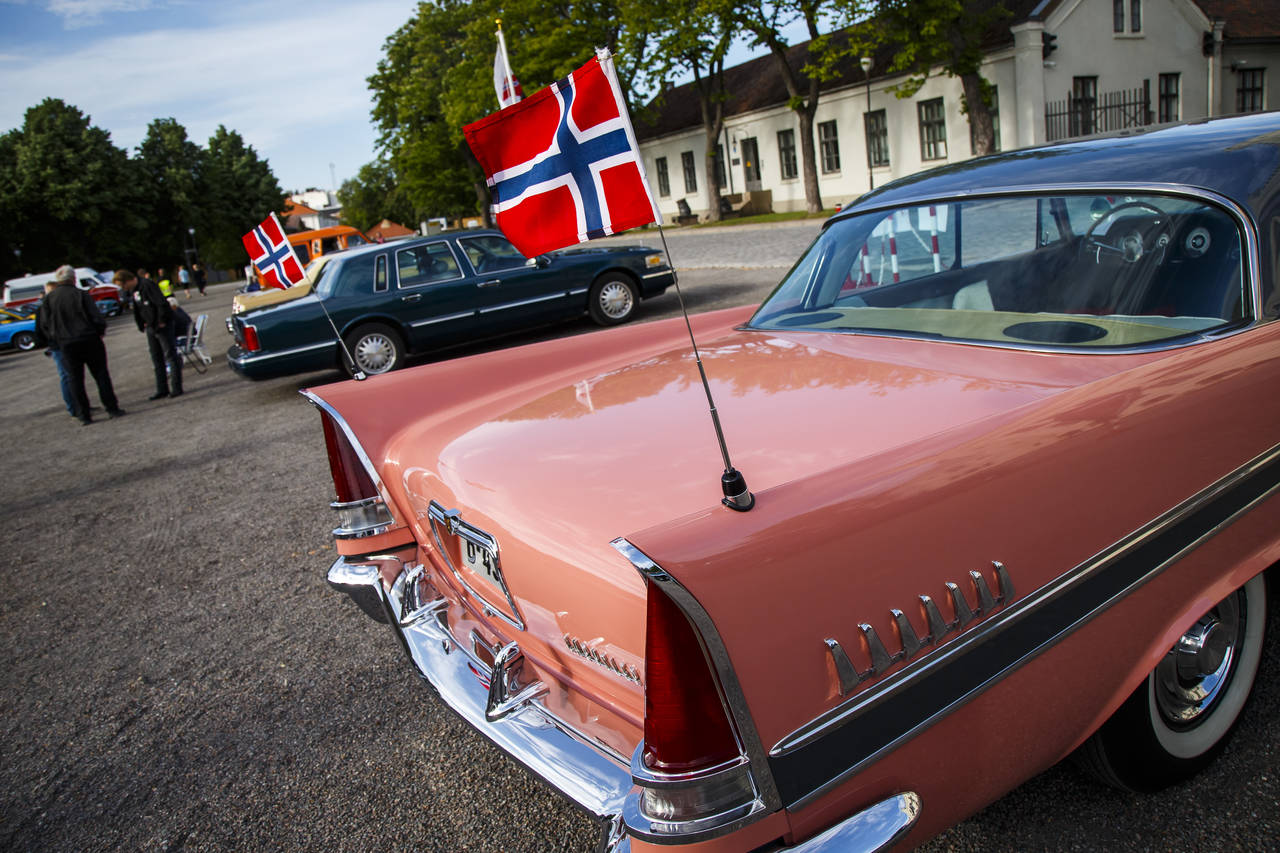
(0, 1), (808, 198)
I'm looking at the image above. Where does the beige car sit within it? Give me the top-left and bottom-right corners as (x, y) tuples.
(230, 255), (330, 317)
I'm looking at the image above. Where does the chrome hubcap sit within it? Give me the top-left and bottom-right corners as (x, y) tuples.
(354, 334), (395, 373)
(1154, 593), (1243, 725)
(598, 282), (633, 319)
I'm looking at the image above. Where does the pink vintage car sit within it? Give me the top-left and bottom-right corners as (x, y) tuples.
(305, 113), (1279, 851)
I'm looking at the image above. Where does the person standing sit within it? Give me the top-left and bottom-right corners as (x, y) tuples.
(193, 262), (207, 296)
(41, 280), (77, 418)
(113, 269), (183, 400)
(178, 264), (191, 299)
(156, 267), (172, 298)
(35, 265), (125, 425)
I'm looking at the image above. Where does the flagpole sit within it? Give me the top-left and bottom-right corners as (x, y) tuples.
(496, 19), (516, 107)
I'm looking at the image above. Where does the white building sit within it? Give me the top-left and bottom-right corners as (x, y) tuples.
(635, 0), (1280, 221)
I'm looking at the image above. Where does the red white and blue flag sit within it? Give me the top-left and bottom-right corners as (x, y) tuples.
(493, 25), (524, 109)
(464, 48), (660, 258)
(241, 212), (305, 289)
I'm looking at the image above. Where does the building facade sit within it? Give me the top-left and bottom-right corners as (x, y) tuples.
(635, 0), (1279, 220)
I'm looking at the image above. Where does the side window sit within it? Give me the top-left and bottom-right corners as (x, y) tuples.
(459, 235), (528, 273)
(959, 198), (1040, 265)
(333, 254), (376, 295)
(321, 236), (341, 254)
(397, 242), (462, 287)
(374, 254), (388, 293)
(346, 234), (366, 247)
(294, 243), (311, 264)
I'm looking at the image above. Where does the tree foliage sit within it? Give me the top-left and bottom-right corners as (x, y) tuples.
(849, 0), (1008, 155)
(0, 99), (281, 280)
(337, 159), (417, 232)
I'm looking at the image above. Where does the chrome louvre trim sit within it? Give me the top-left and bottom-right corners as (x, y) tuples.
(611, 538), (783, 844)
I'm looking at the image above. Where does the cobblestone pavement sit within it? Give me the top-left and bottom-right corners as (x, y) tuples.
(594, 218), (825, 269)
(0, 232), (1276, 852)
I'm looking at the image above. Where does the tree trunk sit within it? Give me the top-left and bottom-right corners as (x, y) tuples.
(795, 100), (823, 212)
(961, 73), (996, 157)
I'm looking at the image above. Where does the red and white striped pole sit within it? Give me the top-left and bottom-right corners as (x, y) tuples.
(928, 205), (941, 273)
(887, 216), (900, 283)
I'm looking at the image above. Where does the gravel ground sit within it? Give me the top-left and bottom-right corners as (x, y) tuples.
(1, 263), (1275, 852)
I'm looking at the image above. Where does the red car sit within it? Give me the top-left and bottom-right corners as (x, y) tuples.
(306, 113), (1279, 851)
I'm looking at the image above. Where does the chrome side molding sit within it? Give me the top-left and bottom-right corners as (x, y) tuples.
(826, 562), (1015, 696)
(785, 792), (921, 853)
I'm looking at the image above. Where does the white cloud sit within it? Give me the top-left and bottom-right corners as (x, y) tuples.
(46, 0), (153, 29)
(0, 0), (418, 189)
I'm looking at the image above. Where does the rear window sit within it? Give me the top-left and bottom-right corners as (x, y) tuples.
(750, 192), (1247, 348)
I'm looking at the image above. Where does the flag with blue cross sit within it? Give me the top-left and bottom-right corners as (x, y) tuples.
(241, 212), (306, 290)
(464, 48), (660, 258)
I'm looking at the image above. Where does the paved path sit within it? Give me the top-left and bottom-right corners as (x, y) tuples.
(594, 218), (825, 269)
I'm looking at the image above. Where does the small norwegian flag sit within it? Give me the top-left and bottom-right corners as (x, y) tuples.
(464, 48), (659, 258)
(242, 212), (305, 289)
(493, 25), (524, 109)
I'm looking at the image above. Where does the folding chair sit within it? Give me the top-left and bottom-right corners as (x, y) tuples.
(176, 312), (212, 374)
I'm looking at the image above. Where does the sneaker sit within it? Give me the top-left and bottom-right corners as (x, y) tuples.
(149, 391), (169, 401)
(107, 409), (127, 418)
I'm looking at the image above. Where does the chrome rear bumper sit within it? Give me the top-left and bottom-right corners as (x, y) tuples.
(327, 554), (921, 853)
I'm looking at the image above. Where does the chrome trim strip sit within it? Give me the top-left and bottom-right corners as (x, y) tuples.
(771, 183), (1266, 355)
(235, 339), (335, 361)
(642, 270), (672, 280)
(409, 309), (474, 328)
(329, 554), (632, 817)
(612, 539), (783, 840)
(784, 792), (921, 853)
(569, 287), (589, 295)
(300, 390), (389, 503)
(478, 291), (571, 314)
(771, 441), (1280, 809)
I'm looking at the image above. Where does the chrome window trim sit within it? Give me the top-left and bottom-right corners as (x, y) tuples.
(612, 538), (783, 842)
(758, 182), (1265, 355)
(428, 500), (525, 630)
(772, 440), (1280, 811)
(300, 390), (389, 502)
(478, 291), (572, 314)
(395, 239), (466, 289)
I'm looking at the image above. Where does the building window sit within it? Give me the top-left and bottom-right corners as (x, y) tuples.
(818, 120), (841, 173)
(1073, 76), (1098, 136)
(681, 150), (697, 193)
(969, 87), (1000, 154)
(864, 110), (889, 168)
(655, 157), (670, 197)
(918, 98), (947, 161)
(1237, 69), (1266, 112)
(778, 129), (798, 180)
(1114, 0), (1140, 32)
(1158, 73), (1180, 122)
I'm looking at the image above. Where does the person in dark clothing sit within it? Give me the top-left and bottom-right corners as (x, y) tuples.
(40, 281), (76, 417)
(35, 265), (125, 425)
(114, 269), (182, 399)
(193, 262), (207, 295)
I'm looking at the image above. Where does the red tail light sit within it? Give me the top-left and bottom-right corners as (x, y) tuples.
(642, 578), (740, 773)
(242, 323), (261, 352)
(320, 411), (378, 503)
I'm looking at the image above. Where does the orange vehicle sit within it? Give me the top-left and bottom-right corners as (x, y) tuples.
(287, 225), (367, 265)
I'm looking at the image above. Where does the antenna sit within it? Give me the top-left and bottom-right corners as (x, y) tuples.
(317, 297), (365, 381)
(655, 225), (754, 511)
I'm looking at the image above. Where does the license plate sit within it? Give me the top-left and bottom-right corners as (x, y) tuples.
(462, 538), (503, 590)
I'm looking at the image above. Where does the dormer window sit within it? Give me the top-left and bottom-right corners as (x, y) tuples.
(1113, 0), (1141, 34)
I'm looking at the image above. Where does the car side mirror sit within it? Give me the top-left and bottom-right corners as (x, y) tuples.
(527, 255), (550, 268)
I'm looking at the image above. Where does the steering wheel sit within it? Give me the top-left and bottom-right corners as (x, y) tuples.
(1083, 201), (1170, 265)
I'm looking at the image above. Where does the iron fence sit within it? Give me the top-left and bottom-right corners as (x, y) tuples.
(1045, 80), (1152, 142)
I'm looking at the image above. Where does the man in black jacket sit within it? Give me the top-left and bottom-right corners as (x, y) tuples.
(36, 265), (125, 425)
(114, 268), (182, 399)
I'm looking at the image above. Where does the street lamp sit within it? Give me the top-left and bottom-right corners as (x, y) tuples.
(861, 56), (874, 191)
(186, 226), (198, 266)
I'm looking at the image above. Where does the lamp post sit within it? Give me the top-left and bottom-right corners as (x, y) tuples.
(861, 56), (874, 191)
(186, 226), (198, 266)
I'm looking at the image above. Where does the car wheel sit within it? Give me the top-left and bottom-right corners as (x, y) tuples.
(12, 331), (37, 351)
(588, 275), (639, 326)
(1076, 572), (1267, 793)
(344, 323), (405, 376)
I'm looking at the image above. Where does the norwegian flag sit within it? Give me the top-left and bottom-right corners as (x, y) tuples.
(493, 26), (524, 109)
(241, 212), (305, 289)
(464, 48), (660, 258)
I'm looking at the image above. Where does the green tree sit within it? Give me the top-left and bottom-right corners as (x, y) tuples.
(134, 117), (204, 267)
(851, 0), (1008, 156)
(198, 125), (283, 269)
(629, 0), (735, 221)
(0, 98), (143, 279)
(369, 0), (632, 227)
(733, 0), (863, 213)
(338, 159), (416, 232)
